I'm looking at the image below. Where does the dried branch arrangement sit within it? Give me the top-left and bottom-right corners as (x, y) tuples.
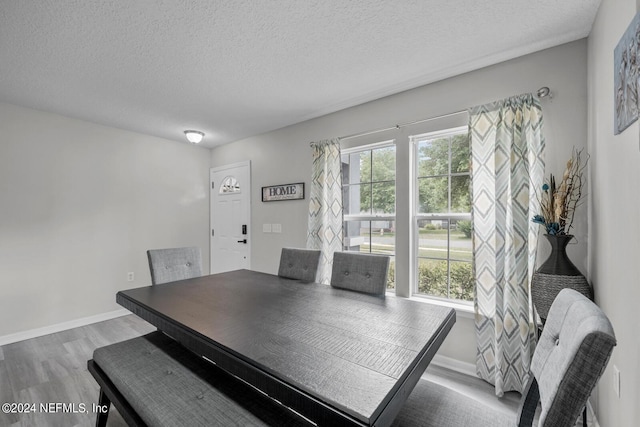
(532, 148), (589, 235)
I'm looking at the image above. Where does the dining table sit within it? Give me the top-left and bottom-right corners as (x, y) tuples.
(116, 269), (456, 427)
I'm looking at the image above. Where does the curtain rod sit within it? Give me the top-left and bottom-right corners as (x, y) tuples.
(310, 86), (552, 145)
(338, 109), (467, 141)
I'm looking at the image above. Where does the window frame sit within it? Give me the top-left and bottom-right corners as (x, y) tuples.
(341, 140), (396, 225)
(411, 126), (473, 304)
(341, 140), (397, 289)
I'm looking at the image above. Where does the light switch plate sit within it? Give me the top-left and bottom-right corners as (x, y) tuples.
(272, 224), (282, 233)
(263, 224), (272, 233)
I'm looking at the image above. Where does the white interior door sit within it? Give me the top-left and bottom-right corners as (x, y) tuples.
(210, 161), (251, 273)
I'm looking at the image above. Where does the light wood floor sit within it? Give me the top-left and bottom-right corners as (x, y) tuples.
(0, 316), (156, 426)
(0, 315), (589, 427)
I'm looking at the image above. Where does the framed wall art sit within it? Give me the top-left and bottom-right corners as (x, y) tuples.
(614, 11), (640, 134)
(262, 182), (305, 202)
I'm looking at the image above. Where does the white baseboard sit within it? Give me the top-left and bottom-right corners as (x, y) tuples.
(430, 354), (477, 377)
(0, 309), (130, 346)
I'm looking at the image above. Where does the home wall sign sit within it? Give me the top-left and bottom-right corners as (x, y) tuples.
(262, 182), (305, 202)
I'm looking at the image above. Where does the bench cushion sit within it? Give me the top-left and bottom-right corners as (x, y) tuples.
(93, 331), (309, 426)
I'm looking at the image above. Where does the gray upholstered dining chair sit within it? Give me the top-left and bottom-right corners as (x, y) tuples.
(278, 248), (321, 282)
(392, 288), (616, 427)
(147, 247), (202, 285)
(330, 252), (390, 296)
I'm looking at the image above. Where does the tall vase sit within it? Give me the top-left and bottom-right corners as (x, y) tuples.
(531, 234), (592, 323)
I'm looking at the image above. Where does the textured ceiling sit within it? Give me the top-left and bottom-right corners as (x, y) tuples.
(0, 0), (601, 148)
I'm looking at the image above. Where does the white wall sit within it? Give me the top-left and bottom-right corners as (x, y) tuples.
(211, 40), (589, 365)
(0, 103), (211, 337)
(588, 1), (640, 425)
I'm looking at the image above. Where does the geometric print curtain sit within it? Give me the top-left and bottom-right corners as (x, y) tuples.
(469, 93), (545, 396)
(307, 139), (343, 284)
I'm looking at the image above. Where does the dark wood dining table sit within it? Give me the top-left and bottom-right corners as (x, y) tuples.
(116, 269), (456, 427)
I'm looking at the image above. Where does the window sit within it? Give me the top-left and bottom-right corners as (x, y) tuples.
(220, 176), (240, 194)
(412, 126), (474, 302)
(341, 141), (396, 289)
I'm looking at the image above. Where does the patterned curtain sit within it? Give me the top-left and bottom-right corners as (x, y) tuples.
(307, 139), (343, 284)
(470, 94), (545, 396)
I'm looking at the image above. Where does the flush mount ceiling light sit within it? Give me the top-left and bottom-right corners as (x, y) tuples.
(184, 130), (204, 144)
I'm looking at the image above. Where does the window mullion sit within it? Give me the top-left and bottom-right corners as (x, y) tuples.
(369, 150), (374, 215)
(447, 138), (452, 298)
(447, 222), (451, 299)
(448, 137), (452, 213)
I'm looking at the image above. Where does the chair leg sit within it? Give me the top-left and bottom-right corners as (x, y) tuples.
(515, 375), (539, 427)
(583, 406), (587, 427)
(96, 389), (111, 427)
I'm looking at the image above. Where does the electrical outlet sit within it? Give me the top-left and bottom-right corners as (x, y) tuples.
(613, 365), (620, 398)
(127, 272), (135, 282)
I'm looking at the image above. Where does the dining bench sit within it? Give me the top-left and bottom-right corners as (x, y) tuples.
(87, 331), (311, 427)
